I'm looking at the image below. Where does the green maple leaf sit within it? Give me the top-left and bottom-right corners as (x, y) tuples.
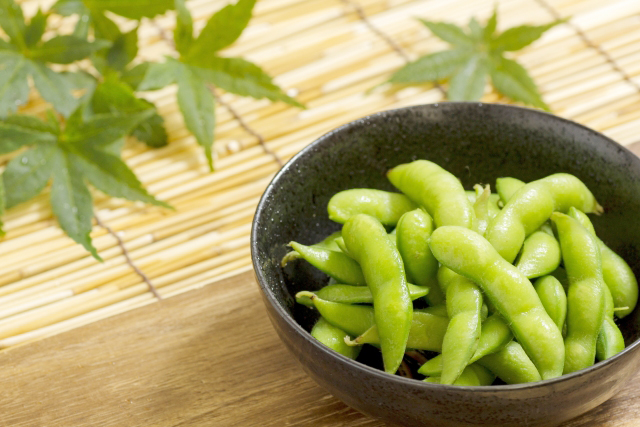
(91, 75), (168, 148)
(51, 0), (169, 148)
(387, 8), (565, 110)
(136, 0), (304, 171)
(84, 0), (175, 20)
(0, 109), (171, 259)
(0, 0), (110, 117)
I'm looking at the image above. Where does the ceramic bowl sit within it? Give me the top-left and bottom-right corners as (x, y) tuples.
(250, 102), (640, 427)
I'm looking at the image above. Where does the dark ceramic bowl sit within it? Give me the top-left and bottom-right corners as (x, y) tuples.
(250, 103), (640, 427)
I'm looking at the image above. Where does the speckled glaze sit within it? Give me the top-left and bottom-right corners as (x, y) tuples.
(250, 103), (640, 427)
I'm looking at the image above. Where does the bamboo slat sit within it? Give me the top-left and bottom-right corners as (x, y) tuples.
(3, 0), (639, 348)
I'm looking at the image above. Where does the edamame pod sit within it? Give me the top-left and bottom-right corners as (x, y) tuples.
(348, 309), (449, 352)
(281, 231), (342, 266)
(327, 189), (417, 226)
(418, 342), (540, 385)
(515, 231), (562, 279)
(424, 304), (448, 318)
(551, 212), (605, 374)
(471, 313), (513, 363)
(287, 242), (366, 285)
(477, 341), (542, 384)
(486, 173), (602, 263)
(495, 177), (525, 205)
(423, 364), (495, 386)
(429, 226), (564, 380)
(396, 208), (444, 306)
(387, 160), (475, 228)
(533, 275), (567, 332)
(437, 266), (483, 384)
(343, 214), (412, 374)
(567, 207), (595, 234)
(596, 283), (625, 361)
(418, 356), (443, 376)
(298, 292), (376, 336)
(311, 318), (361, 359)
(295, 283), (429, 307)
(567, 207), (638, 318)
(315, 231), (343, 250)
(334, 237), (351, 257)
(418, 313), (513, 378)
(467, 190), (501, 219)
(473, 184), (492, 236)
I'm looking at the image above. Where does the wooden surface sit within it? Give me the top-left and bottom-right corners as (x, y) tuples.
(1, 270), (640, 427)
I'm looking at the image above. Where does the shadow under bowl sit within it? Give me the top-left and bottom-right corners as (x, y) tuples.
(251, 102), (640, 427)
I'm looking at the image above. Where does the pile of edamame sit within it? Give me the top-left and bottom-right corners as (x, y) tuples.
(283, 160), (638, 385)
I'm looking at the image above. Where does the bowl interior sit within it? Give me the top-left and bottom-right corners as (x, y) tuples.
(252, 102), (640, 359)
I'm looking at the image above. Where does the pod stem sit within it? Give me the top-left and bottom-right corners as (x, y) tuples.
(295, 291), (316, 300)
(344, 336), (361, 347)
(281, 250), (301, 267)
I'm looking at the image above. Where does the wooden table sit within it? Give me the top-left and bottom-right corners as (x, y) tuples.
(1, 266), (640, 426)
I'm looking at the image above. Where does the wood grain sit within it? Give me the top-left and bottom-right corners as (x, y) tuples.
(0, 271), (638, 426)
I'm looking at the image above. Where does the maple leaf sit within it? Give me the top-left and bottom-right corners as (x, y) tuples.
(52, 0), (170, 148)
(0, 109), (170, 259)
(387, 8), (565, 110)
(0, 0), (109, 117)
(137, 0), (304, 171)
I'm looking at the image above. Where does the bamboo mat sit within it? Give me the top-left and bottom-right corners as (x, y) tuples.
(2, 0), (639, 349)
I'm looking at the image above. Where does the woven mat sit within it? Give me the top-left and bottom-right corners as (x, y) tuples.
(2, 0), (639, 349)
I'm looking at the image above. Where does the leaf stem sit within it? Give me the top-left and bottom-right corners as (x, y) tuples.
(209, 85), (283, 167)
(94, 214), (162, 300)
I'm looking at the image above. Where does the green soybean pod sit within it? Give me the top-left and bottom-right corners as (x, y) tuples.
(422, 364), (495, 386)
(418, 314), (512, 377)
(533, 276), (567, 332)
(567, 207), (638, 318)
(486, 173), (602, 263)
(495, 177), (525, 205)
(551, 212), (606, 374)
(348, 309), (449, 352)
(437, 266), (483, 384)
(424, 304), (449, 318)
(311, 318), (361, 359)
(419, 342), (540, 385)
(295, 283), (429, 307)
(473, 184), (492, 236)
(334, 237), (351, 257)
(281, 231), (343, 265)
(596, 284), (625, 361)
(315, 231), (343, 250)
(477, 341), (542, 384)
(387, 160), (475, 228)
(467, 190), (501, 219)
(343, 214), (412, 374)
(328, 189), (417, 226)
(396, 208), (444, 306)
(418, 356), (443, 376)
(470, 313), (513, 363)
(286, 242), (366, 285)
(515, 231), (562, 279)
(429, 226), (564, 380)
(297, 292), (375, 336)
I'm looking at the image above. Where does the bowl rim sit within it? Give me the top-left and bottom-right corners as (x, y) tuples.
(250, 101), (640, 391)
